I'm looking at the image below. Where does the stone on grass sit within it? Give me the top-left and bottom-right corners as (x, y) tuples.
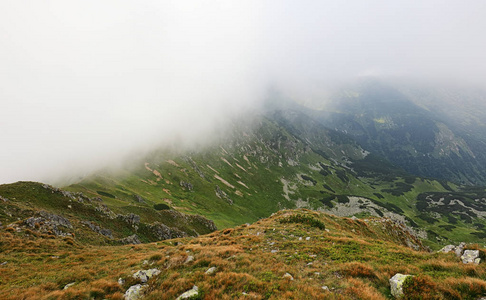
(124, 284), (147, 300)
(461, 250), (481, 264)
(205, 267), (217, 275)
(184, 255), (194, 264)
(133, 268), (161, 283)
(389, 273), (412, 298)
(63, 282), (76, 290)
(283, 273), (294, 281)
(176, 285), (199, 300)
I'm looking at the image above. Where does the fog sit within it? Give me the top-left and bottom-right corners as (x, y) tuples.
(1, 1), (486, 184)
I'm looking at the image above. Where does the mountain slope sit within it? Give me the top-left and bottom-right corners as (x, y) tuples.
(308, 80), (486, 185)
(1, 209), (485, 299)
(58, 112), (486, 249)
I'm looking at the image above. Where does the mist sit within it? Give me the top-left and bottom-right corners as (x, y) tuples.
(1, 1), (486, 184)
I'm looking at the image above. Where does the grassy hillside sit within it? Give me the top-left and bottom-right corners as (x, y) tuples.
(1, 209), (485, 299)
(62, 113), (486, 249)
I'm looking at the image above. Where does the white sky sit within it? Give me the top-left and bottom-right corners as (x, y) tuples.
(1, 1), (486, 184)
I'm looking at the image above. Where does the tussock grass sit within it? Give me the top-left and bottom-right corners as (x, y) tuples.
(1, 209), (486, 299)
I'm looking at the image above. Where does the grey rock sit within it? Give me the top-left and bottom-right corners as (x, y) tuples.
(134, 194), (146, 203)
(461, 250), (481, 264)
(439, 244), (456, 253)
(283, 273), (294, 281)
(124, 284), (147, 300)
(455, 242), (466, 257)
(132, 268), (161, 283)
(120, 213), (141, 226)
(390, 273), (412, 298)
(119, 234), (141, 245)
(118, 278), (125, 286)
(184, 255), (194, 264)
(215, 185), (233, 205)
(0, 261), (7, 266)
(63, 282), (76, 290)
(205, 267), (217, 275)
(81, 221), (113, 239)
(39, 211), (72, 228)
(24, 211), (72, 236)
(179, 181), (194, 191)
(149, 222), (187, 240)
(176, 285), (199, 300)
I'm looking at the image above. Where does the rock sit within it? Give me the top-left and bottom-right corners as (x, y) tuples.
(63, 282), (76, 290)
(283, 273), (294, 281)
(134, 195), (146, 203)
(305, 237), (311, 241)
(119, 234), (141, 245)
(455, 242), (466, 257)
(120, 213), (141, 226)
(24, 211), (72, 236)
(184, 256), (194, 264)
(439, 245), (456, 253)
(215, 185), (233, 205)
(176, 285), (199, 300)
(322, 286), (329, 291)
(132, 269), (161, 283)
(0, 261), (7, 266)
(389, 273), (412, 298)
(81, 221), (113, 239)
(118, 278), (125, 286)
(39, 211), (72, 228)
(461, 250), (481, 264)
(124, 284), (147, 300)
(205, 267), (217, 275)
(179, 181), (194, 191)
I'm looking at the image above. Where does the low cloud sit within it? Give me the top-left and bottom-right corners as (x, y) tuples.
(1, 1), (485, 184)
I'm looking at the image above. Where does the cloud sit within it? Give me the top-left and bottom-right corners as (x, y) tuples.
(0, 0), (485, 184)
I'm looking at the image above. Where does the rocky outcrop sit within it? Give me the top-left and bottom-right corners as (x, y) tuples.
(119, 213), (141, 227)
(439, 242), (465, 257)
(390, 273), (412, 298)
(179, 181), (193, 191)
(24, 211), (72, 236)
(215, 185), (233, 205)
(119, 234), (141, 245)
(81, 221), (113, 239)
(461, 250), (481, 264)
(149, 222), (186, 240)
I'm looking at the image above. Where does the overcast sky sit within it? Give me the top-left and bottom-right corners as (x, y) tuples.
(1, 1), (486, 184)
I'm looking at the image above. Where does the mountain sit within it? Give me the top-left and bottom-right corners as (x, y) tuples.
(47, 108), (486, 249)
(2, 82), (486, 298)
(305, 80), (486, 186)
(1, 209), (485, 299)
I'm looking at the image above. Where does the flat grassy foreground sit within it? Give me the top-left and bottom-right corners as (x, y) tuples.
(1, 209), (485, 299)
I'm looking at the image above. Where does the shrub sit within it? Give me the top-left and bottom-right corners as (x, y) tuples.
(154, 203), (170, 210)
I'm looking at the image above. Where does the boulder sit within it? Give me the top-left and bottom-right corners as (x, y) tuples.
(439, 245), (456, 253)
(124, 284), (147, 300)
(133, 269), (161, 283)
(455, 242), (466, 257)
(176, 285), (199, 300)
(119, 234), (141, 245)
(461, 250), (481, 264)
(283, 273), (294, 281)
(390, 273), (412, 298)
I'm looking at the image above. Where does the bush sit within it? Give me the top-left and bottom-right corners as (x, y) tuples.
(154, 203), (171, 210)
